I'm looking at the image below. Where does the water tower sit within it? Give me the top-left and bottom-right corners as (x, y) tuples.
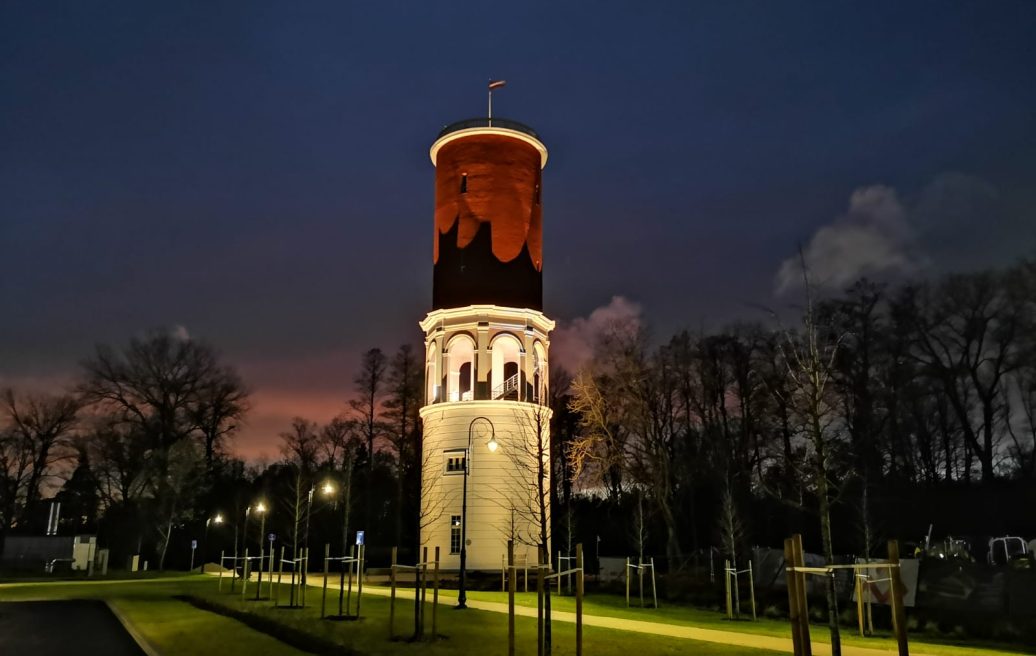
(419, 114), (553, 584)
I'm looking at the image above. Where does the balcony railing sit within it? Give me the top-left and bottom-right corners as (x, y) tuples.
(437, 117), (539, 140)
(493, 373), (520, 400)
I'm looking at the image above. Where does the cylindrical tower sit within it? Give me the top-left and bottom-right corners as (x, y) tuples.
(420, 117), (553, 572)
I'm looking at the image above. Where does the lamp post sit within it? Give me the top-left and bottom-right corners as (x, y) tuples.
(254, 502), (267, 600)
(302, 485), (318, 589)
(202, 513), (224, 570)
(239, 504), (251, 583)
(457, 416), (498, 609)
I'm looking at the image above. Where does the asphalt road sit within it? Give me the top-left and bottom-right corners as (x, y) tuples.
(0, 599), (146, 656)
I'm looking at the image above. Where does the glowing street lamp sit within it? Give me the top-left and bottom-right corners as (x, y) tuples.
(201, 513), (224, 570)
(254, 501), (268, 600)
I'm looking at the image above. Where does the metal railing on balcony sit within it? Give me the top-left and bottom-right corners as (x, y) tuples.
(493, 373), (520, 400)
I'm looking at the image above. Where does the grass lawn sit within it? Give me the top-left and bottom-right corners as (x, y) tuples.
(0, 576), (782, 656)
(458, 588), (1034, 656)
(0, 578), (309, 656)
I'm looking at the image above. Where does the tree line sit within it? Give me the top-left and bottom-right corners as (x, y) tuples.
(3, 259), (1034, 584)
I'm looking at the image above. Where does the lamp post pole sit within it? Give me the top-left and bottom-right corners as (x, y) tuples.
(303, 486), (315, 589)
(202, 514), (223, 570)
(255, 502), (267, 600)
(457, 416), (497, 609)
(240, 505), (251, 583)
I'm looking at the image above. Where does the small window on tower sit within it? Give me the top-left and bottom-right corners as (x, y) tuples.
(450, 515), (462, 554)
(444, 449), (466, 475)
(460, 173), (467, 194)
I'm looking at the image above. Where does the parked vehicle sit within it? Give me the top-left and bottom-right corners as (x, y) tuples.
(987, 536), (1030, 567)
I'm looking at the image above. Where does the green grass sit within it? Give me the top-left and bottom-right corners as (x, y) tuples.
(0, 578), (308, 656)
(459, 588), (1035, 656)
(0, 576), (782, 656)
(3, 576), (1031, 656)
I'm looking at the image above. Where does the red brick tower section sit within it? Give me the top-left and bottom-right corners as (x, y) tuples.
(430, 119), (549, 311)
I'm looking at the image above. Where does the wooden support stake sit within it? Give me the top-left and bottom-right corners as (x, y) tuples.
(433, 546), (440, 639)
(502, 554), (506, 592)
(784, 539), (803, 656)
(651, 557), (658, 609)
(356, 544), (364, 618)
(275, 546), (284, 607)
(638, 557), (645, 608)
(557, 550), (562, 594)
(268, 549), (275, 602)
(792, 534), (812, 656)
(301, 547), (308, 608)
(888, 540), (910, 656)
(389, 546), (397, 639)
(537, 546), (545, 656)
(855, 572), (865, 637)
(866, 574), (875, 635)
(576, 543), (584, 656)
(725, 559), (733, 619)
(344, 544), (353, 617)
(508, 540), (515, 656)
(255, 545), (262, 601)
(242, 548), (249, 600)
(748, 559), (756, 620)
(422, 547), (429, 637)
(415, 546), (426, 639)
(625, 557), (631, 608)
(218, 550), (225, 592)
(321, 544), (330, 619)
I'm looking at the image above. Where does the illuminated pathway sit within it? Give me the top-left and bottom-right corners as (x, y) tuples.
(300, 575), (942, 656)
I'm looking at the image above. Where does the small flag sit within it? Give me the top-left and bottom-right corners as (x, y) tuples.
(488, 79), (507, 90)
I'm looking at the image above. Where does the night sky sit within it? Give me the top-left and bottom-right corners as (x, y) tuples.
(3, 2), (1035, 459)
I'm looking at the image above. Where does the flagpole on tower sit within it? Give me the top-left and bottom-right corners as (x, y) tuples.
(487, 79), (506, 126)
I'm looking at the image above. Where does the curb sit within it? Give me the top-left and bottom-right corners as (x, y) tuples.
(106, 599), (162, 656)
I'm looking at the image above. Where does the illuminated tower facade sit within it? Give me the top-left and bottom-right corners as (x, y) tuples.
(419, 118), (552, 571)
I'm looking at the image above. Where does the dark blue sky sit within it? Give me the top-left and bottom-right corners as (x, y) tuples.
(3, 1), (1034, 457)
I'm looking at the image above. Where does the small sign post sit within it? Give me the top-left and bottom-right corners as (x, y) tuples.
(190, 539), (197, 572)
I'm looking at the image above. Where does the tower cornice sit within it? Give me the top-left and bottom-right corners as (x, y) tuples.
(420, 305), (555, 336)
(430, 125), (548, 168)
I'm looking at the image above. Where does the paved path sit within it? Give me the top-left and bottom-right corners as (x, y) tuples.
(0, 599), (146, 656)
(295, 574), (937, 656)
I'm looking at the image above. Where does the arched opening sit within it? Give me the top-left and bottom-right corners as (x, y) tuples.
(533, 341), (547, 403)
(426, 342), (439, 404)
(490, 334), (522, 400)
(446, 335), (476, 402)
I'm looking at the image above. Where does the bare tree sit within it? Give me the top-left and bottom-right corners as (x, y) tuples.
(155, 438), (204, 569)
(320, 417), (360, 556)
(717, 484), (745, 616)
(0, 389), (80, 531)
(78, 330), (247, 564)
(383, 344), (422, 548)
(491, 403), (553, 652)
(776, 257), (847, 655)
(280, 417), (320, 473)
(350, 348), (387, 469)
(191, 368), (249, 473)
(904, 271), (1024, 481)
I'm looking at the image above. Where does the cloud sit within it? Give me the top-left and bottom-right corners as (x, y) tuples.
(551, 296), (642, 374)
(775, 174), (1006, 296)
(170, 324), (191, 341)
(775, 185), (919, 295)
